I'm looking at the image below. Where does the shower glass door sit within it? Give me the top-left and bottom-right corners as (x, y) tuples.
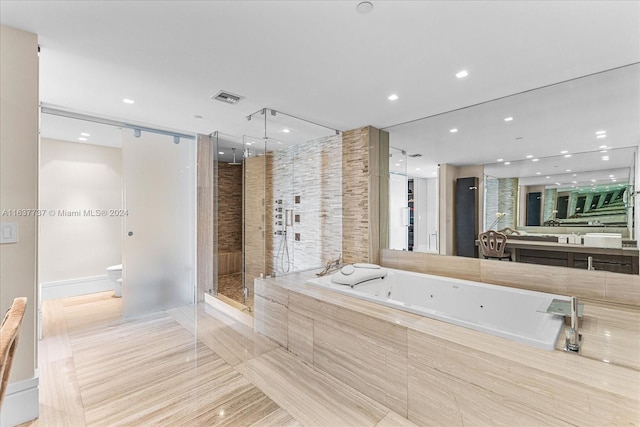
(122, 129), (196, 318)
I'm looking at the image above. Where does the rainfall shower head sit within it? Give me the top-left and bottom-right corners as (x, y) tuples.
(229, 147), (242, 165)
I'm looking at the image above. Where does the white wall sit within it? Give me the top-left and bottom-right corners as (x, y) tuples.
(0, 24), (39, 426)
(39, 138), (122, 284)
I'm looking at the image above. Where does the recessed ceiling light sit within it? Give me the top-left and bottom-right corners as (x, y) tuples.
(566, 169), (571, 172)
(596, 130), (606, 135)
(456, 70), (469, 78)
(416, 168), (421, 171)
(612, 179), (617, 182)
(282, 129), (290, 133)
(388, 94), (399, 101)
(218, 151), (224, 155)
(123, 98), (135, 104)
(356, 1), (374, 14)
(532, 158), (539, 162)
(591, 179), (596, 182)
(609, 175), (614, 178)
(600, 150), (608, 153)
(573, 174), (577, 177)
(504, 162), (511, 165)
(399, 159), (403, 162)
(536, 172), (541, 175)
(80, 132), (90, 137)
(449, 128), (458, 133)
(78, 137), (87, 141)
(555, 183), (561, 186)
(496, 158), (503, 162)
(560, 150), (568, 154)
(545, 176), (550, 179)
(596, 134), (607, 139)
(526, 155), (533, 158)
(572, 181), (577, 184)
(564, 154), (572, 158)
(504, 117), (513, 122)
(395, 163), (400, 167)
(598, 145), (608, 149)
(602, 156), (609, 161)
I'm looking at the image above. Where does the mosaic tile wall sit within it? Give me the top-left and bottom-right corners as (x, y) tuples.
(265, 134), (343, 274)
(218, 162), (243, 252)
(543, 188), (558, 223)
(244, 155), (266, 294)
(341, 127), (370, 263)
(485, 177), (518, 230)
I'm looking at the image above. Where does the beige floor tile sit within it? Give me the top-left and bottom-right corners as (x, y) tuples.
(237, 348), (389, 427)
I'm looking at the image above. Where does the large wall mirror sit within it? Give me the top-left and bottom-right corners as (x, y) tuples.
(484, 146), (635, 237)
(383, 63), (639, 260)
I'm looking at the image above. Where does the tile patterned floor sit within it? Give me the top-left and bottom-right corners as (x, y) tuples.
(25, 292), (412, 426)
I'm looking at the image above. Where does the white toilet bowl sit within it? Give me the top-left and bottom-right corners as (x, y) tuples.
(107, 264), (123, 298)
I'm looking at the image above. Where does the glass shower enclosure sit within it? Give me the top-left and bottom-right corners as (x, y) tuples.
(221, 108), (344, 311)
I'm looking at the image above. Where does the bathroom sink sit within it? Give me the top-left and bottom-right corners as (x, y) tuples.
(582, 233), (622, 249)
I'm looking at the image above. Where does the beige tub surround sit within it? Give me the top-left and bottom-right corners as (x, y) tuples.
(381, 249), (640, 307)
(254, 269), (640, 425)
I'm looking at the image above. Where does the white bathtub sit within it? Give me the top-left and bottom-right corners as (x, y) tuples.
(306, 268), (566, 351)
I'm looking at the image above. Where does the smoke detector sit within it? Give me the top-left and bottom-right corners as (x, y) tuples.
(211, 90), (244, 105)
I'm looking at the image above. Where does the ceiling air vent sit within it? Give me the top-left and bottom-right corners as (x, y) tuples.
(211, 90), (244, 105)
(408, 153), (422, 158)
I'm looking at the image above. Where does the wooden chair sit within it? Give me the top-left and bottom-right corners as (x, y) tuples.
(478, 230), (512, 261)
(0, 297), (27, 408)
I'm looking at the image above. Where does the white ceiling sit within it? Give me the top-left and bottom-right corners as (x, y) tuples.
(2, 1), (639, 167)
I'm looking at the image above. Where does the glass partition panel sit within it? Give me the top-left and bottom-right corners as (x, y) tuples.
(241, 108), (341, 309)
(242, 112), (268, 308)
(389, 147), (408, 250)
(122, 129), (196, 318)
(265, 110), (342, 272)
(384, 132), (440, 253)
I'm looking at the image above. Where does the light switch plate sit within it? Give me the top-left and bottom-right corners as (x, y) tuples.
(0, 222), (18, 244)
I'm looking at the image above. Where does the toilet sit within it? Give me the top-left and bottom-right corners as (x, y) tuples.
(106, 264), (123, 297)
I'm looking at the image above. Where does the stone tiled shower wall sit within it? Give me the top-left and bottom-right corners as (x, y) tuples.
(244, 155), (265, 292)
(342, 127), (370, 263)
(265, 135), (343, 273)
(218, 162), (243, 252)
(485, 177), (517, 230)
(543, 188), (558, 223)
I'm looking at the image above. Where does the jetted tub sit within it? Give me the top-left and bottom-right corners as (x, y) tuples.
(306, 267), (566, 350)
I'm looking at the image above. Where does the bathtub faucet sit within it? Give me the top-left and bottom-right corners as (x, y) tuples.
(316, 255), (344, 277)
(564, 296), (581, 353)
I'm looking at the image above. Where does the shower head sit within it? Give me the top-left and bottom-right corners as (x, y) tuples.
(229, 147), (242, 165)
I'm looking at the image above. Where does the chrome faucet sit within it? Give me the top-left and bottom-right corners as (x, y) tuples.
(564, 296), (581, 353)
(316, 254), (344, 277)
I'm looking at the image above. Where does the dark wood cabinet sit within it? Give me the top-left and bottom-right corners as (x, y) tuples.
(455, 177), (478, 258)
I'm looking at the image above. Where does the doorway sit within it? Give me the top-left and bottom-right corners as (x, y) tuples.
(527, 192), (542, 226)
(38, 109), (197, 319)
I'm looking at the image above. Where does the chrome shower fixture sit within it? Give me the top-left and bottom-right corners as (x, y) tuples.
(229, 147), (241, 165)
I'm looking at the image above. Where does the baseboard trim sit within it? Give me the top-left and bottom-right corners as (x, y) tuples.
(40, 275), (113, 301)
(204, 293), (253, 328)
(0, 376), (39, 427)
